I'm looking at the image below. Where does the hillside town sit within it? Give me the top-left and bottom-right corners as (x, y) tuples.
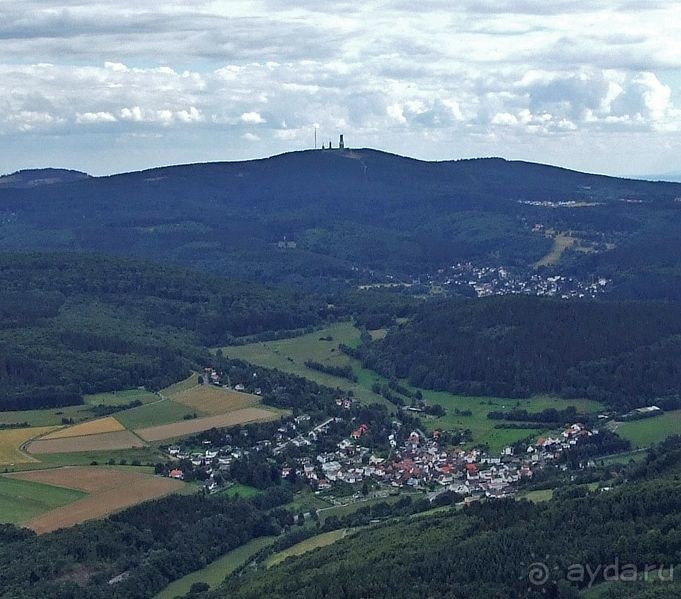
(162, 403), (601, 504)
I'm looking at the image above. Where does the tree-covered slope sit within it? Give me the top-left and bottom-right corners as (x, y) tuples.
(0, 252), (332, 410)
(217, 440), (681, 599)
(355, 295), (681, 408)
(2, 150), (681, 292)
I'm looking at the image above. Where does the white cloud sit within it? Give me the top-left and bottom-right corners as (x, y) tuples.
(76, 111), (117, 124)
(0, 0), (679, 174)
(240, 111), (265, 124)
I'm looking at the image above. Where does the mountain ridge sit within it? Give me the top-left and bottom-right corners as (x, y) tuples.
(0, 148), (680, 296)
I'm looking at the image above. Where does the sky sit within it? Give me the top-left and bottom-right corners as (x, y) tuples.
(1, 0), (680, 176)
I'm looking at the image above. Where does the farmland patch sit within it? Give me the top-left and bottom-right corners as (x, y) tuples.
(7, 467), (184, 533)
(27, 430), (146, 454)
(135, 408), (282, 442)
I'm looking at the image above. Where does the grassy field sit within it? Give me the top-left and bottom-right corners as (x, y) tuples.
(41, 416), (125, 439)
(115, 398), (199, 429)
(84, 388), (158, 407)
(27, 430), (146, 455)
(318, 494), (407, 524)
(265, 528), (349, 568)
(134, 407), (282, 442)
(8, 467), (185, 533)
(0, 476), (86, 524)
(162, 372), (200, 396)
(172, 385), (261, 415)
(535, 232), (576, 268)
(155, 536), (276, 599)
(615, 411), (681, 448)
(5, 447), (167, 472)
(224, 322), (603, 453)
(518, 489), (554, 503)
(0, 405), (96, 427)
(0, 426), (56, 465)
(223, 322), (391, 407)
(218, 482), (263, 499)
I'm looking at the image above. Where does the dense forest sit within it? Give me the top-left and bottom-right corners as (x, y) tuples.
(217, 438), (681, 599)
(355, 295), (681, 409)
(0, 252), (334, 409)
(2, 151), (681, 295)
(0, 486), (295, 599)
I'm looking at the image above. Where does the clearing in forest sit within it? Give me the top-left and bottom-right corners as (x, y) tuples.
(266, 529), (350, 567)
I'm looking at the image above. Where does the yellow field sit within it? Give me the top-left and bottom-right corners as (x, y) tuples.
(41, 416), (125, 440)
(0, 427), (57, 465)
(172, 385), (260, 415)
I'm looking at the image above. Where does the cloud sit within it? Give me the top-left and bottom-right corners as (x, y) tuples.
(0, 0), (679, 175)
(240, 111), (265, 124)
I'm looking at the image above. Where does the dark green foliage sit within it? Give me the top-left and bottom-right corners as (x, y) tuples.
(303, 360), (357, 381)
(0, 490), (291, 599)
(219, 475), (681, 599)
(0, 252), (331, 409)
(357, 295), (681, 409)
(3, 150), (681, 293)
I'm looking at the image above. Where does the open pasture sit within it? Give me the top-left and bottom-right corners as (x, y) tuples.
(224, 323), (602, 452)
(0, 426), (57, 465)
(7, 466), (185, 533)
(41, 416), (125, 439)
(27, 430), (146, 454)
(223, 322), (390, 406)
(266, 529), (349, 568)
(155, 536), (276, 599)
(615, 411), (681, 448)
(135, 407), (282, 442)
(0, 476), (86, 524)
(84, 388), (158, 407)
(0, 405), (97, 427)
(115, 398), (198, 429)
(172, 384), (261, 415)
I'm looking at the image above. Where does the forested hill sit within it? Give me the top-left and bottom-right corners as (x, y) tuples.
(355, 295), (681, 409)
(216, 438), (681, 599)
(1, 149), (681, 294)
(0, 252), (333, 410)
(0, 168), (89, 189)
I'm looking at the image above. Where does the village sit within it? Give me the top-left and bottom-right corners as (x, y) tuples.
(161, 376), (602, 505)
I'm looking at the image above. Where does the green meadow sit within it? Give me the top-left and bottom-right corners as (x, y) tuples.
(616, 411), (681, 448)
(224, 322), (602, 453)
(0, 476), (86, 524)
(154, 536), (276, 599)
(84, 388), (159, 407)
(115, 398), (200, 429)
(265, 529), (349, 568)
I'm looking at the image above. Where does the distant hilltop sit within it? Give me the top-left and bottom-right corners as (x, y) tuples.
(0, 168), (90, 189)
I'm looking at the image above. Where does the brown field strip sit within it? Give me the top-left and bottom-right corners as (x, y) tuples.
(27, 430), (146, 454)
(135, 407), (281, 441)
(41, 416), (125, 439)
(7, 467), (184, 533)
(172, 385), (260, 415)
